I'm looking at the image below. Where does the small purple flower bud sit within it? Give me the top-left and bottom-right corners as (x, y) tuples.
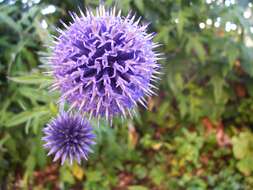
(42, 112), (96, 165)
(49, 6), (161, 120)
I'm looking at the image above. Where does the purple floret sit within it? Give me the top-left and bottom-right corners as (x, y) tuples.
(49, 6), (161, 120)
(42, 112), (96, 165)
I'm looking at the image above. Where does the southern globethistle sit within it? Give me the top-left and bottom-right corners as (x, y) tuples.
(42, 112), (96, 165)
(48, 6), (161, 120)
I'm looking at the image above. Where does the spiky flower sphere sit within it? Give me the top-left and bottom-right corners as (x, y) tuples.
(50, 6), (161, 120)
(42, 112), (96, 165)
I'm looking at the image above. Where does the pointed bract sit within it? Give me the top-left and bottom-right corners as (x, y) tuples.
(42, 112), (96, 165)
(49, 6), (161, 120)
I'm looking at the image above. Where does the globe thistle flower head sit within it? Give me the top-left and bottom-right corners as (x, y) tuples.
(42, 112), (96, 165)
(49, 6), (161, 120)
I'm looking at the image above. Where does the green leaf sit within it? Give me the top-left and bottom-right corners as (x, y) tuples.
(34, 137), (47, 168)
(149, 166), (166, 185)
(5, 107), (49, 127)
(18, 87), (54, 103)
(133, 165), (148, 180)
(240, 46), (253, 77)
(128, 186), (148, 190)
(236, 157), (253, 176)
(134, 0), (144, 14)
(4, 137), (19, 161)
(227, 45), (239, 68)
(22, 48), (37, 68)
(211, 76), (225, 103)
(177, 11), (187, 37)
(0, 12), (21, 33)
(86, 170), (102, 182)
(60, 166), (75, 184)
(232, 132), (253, 159)
(0, 99), (11, 123)
(25, 154), (36, 174)
(8, 74), (52, 85)
(186, 37), (206, 63)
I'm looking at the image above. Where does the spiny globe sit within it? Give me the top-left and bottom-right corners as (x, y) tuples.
(49, 6), (161, 120)
(42, 112), (96, 165)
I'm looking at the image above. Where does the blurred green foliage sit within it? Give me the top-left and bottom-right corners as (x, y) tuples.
(1, 0), (253, 189)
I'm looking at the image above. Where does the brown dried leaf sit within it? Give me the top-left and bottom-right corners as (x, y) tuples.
(216, 122), (231, 147)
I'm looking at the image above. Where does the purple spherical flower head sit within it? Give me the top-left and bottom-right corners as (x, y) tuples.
(42, 112), (96, 165)
(49, 6), (161, 120)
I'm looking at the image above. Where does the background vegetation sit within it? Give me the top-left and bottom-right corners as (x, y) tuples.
(1, 0), (253, 189)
